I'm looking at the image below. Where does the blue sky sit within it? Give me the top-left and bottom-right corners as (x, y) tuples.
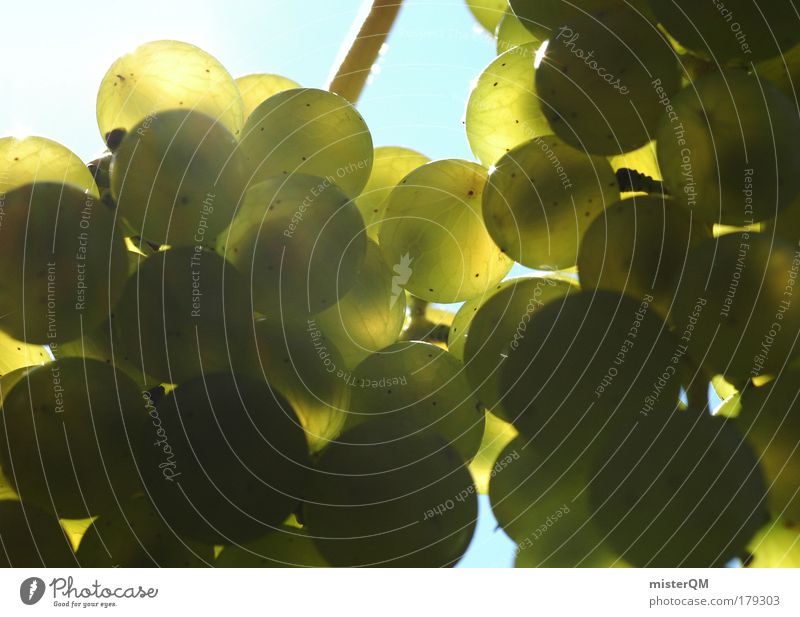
(0, 0), (517, 567)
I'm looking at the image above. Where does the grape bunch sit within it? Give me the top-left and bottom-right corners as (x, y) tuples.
(1, 0), (799, 569)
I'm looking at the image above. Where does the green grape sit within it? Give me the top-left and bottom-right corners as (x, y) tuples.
(0, 499), (75, 567)
(736, 377), (800, 523)
(671, 233), (800, 383)
(589, 410), (768, 567)
(448, 279), (518, 361)
(578, 196), (712, 315)
(216, 525), (327, 567)
(379, 159), (513, 303)
(608, 140), (661, 189)
(536, 7), (681, 155)
(509, 0), (626, 40)
(347, 341), (486, 462)
(465, 43), (550, 167)
(135, 372), (309, 545)
(647, 0), (800, 63)
(656, 70), (800, 225)
(463, 277), (577, 422)
(399, 300), (455, 347)
(76, 494), (214, 567)
(483, 135), (619, 269)
(0, 332), (49, 377)
(763, 189), (800, 245)
(0, 136), (99, 197)
(304, 421), (478, 567)
(754, 41), (800, 100)
(0, 358), (147, 518)
(0, 182), (128, 345)
(499, 290), (680, 448)
(239, 88), (373, 198)
(746, 520), (800, 568)
(354, 146), (429, 239)
(96, 40), (244, 140)
(111, 108), (247, 246)
(496, 9), (539, 55)
(490, 436), (622, 567)
(466, 0), (508, 34)
(113, 247), (250, 385)
(244, 318), (350, 453)
(235, 73), (301, 120)
(314, 240), (407, 369)
(468, 411), (518, 494)
(220, 174), (366, 315)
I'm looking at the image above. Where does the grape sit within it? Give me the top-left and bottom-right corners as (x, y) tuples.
(496, 9), (539, 55)
(0, 499), (75, 567)
(482, 135), (619, 269)
(111, 109), (247, 247)
(509, 0), (628, 41)
(466, 0), (508, 34)
(135, 372), (309, 545)
(346, 341), (486, 462)
(448, 279), (517, 361)
(239, 88), (373, 198)
(314, 240), (407, 369)
(578, 196), (712, 315)
(608, 140), (661, 191)
(220, 174), (366, 315)
(0, 182), (128, 345)
(0, 136), (99, 197)
(736, 377), (800, 523)
(244, 318), (350, 453)
(589, 410), (768, 567)
(465, 43), (550, 167)
(355, 146), (429, 239)
(216, 525), (327, 567)
(304, 421), (477, 567)
(746, 520), (800, 568)
(468, 411), (518, 494)
(76, 494), (214, 567)
(113, 246), (250, 385)
(463, 276), (577, 422)
(0, 332), (49, 378)
(763, 190), (800, 245)
(96, 40), (244, 140)
(754, 41), (800, 100)
(235, 73), (301, 120)
(670, 233), (800, 383)
(499, 290), (680, 449)
(379, 159), (513, 303)
(535, 7), (681, 155)
(0, 358), (147, 518)
(656, 70), (800, 226)
(490, 436), (621, 567)
(647, 0), (800, 63)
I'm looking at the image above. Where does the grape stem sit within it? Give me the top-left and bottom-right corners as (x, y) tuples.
(616, 168), (669, 196)
(327, 0), (404, 104)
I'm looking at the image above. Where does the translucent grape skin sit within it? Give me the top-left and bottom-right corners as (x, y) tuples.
(495, 9), (538, 55)
(509, 0), (629, 40)
(134, 372), (309, 545)
(462, 276), (577, 422)
(656, 70), (800, 226)
(577, 196), (712, 316)
(647, 0), (800, 63)
(0, 359), (147, 519)
(235, 73), (301, 120)
(215, 526), (328, 567)
(111, 108), (247, 247)
(536, 7), (681, 155)
(736, 377), (800, 524)
(113, 247), (251, 385)
(0, 136), (99, 197)
(589, 410), (769, 567)
(746, 520), (800, 568)
(314, 239), (407, 369)
(465, 43), (550, 167)
(0, 182), (128, 345)
(0, 499), (76, 567)
(482, 135), (620, 269)
(670, 233), (800, 384)
(448, 278), (518, 362)
(346, 341), (486, 463)
(304, 421), (478, 567)
(219, 174), (366, 316)
(466, 0), (508, 34)
(96, 40), (245, 140)
(379, 159), (513, 303)
(354, 146), (430, 240)
(238, 88), (374, 198)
